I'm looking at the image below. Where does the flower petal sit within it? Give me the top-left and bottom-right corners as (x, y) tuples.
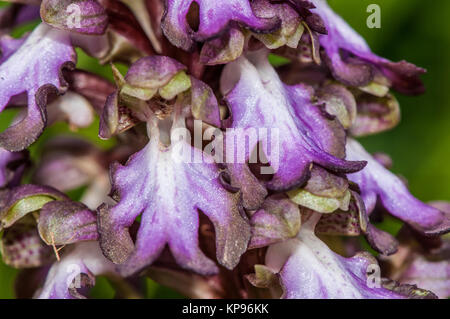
(0, 184), (68, 230)
(315, 190), (398, 255)
(380, 221), (450, 299)
(162, 0), (280, 51)
(0, 23), (76, 151)
(37, 241), (116, 299)
(346, 138), (450, 235)
(64, 69), (115, 114)
(311, 0), (425, 94)
(199, 27), (245, 66)
(399, 256), (450, 299)
(251, 0), (304, 50)
(249, 194), (301, 249)
(47, 91), (95, 128)
(0, 3), (40, 33)
(98, 118), (250, 276)
(41, 0), (108, 35)
(38, 200), (98, 246)
(1, 215), (54, 268)
(0, 35), (25, 63)
(350, 92), (400, 137)
(264, 212), (429, 298)
(221, 50), (365, 193)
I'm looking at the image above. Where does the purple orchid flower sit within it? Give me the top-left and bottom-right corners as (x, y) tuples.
(0, 0), (446, 300)
(250, 212), (436, 299)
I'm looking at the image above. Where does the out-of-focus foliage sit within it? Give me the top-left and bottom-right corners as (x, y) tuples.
(0, 0), (448, 298)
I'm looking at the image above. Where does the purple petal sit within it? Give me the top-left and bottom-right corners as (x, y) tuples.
(311, 0), (425, 94)
(98, 118), (250, 276)
(37, 242), (116, 299)
(249, 194), (301, 248)
(41, 0), (108, 35)
(162, 0), (280, 50)
(0, 23), (76, 151)
(199, 27), (245, 65)
(32, 137), (98, 191)
(251, 0), (304, 50)
(316, 82), (357, 129)
(380, 220), (450, 299)
(265, 213), (424, 298)
(124, 55), (186, 89)
(38, 200), (98, 246)
(350, 92), (400, 137)
(13, 3), (41, 25)
(221, 50), (365, 192)
(399, 256), (450, 299)
(1, 184), (69, 229)
(190, 77), (221, 127)
(31, 137), (113, 209)
(346, 139), (450, 235)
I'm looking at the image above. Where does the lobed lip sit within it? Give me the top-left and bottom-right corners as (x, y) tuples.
(98, 115), (250, 277)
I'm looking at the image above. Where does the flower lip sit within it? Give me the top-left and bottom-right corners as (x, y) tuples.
(98, 104), (250, 277)
(346, 138), (450, 236)
(310, 0), (426, 94)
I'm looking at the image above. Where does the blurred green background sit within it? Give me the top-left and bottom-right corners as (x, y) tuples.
(0, 0), (449, 298)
